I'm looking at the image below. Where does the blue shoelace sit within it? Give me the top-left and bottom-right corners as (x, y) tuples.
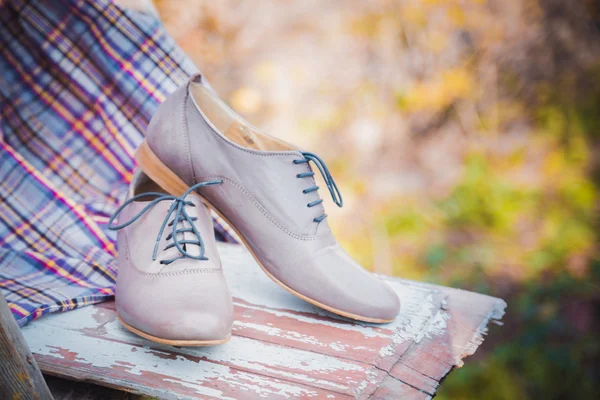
(108, 180), (223, 265)
(293, 152), (343, 223)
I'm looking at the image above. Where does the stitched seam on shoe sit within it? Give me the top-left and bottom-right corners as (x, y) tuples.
(200, 175), (321, 241)
(211, 128), (302, 157)
(131, 269), (223, 278)
(122, 229), (222, 277)
(203, 137), (327, 232)
(182, 84), (196, 184)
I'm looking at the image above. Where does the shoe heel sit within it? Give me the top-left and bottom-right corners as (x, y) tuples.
(135, 139), (190, 197)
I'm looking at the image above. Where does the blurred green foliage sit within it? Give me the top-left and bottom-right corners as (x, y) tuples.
(340, 1), (600, 398)
(435, 99), (600, 399)
(377, 86), (599, 399)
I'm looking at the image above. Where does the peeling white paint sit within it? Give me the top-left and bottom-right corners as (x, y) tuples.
(23, 304), (368, 392)
(417, 311), (450, 343)
(329, 342), (347, 352)
(234, 301), (389, 338)
(234, 321), (323, 347)
(24, 321), (330, 399)
(377, 289), (448, 358)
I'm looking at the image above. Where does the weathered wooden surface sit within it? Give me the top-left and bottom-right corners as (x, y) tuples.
(21, 243), (506, 399)
(0, 291), (53, 400)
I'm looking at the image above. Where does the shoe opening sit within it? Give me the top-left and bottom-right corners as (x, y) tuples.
(190, 81), (297, 152)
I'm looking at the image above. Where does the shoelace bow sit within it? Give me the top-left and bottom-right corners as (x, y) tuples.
(294, 151), (343, 222)
(108, 180), (223, 265)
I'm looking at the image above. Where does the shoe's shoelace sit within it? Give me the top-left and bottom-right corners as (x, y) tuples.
(293, 151), (343, 223)
(108, 180), (223, 265)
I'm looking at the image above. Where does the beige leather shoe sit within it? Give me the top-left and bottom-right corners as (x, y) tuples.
(136, 74), (400, 323)
(109, 169), (233, 346)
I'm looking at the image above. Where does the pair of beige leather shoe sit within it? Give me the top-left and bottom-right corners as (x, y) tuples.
(109, 75), (400, 346)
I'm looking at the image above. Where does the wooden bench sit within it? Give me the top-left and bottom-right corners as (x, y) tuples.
(4, 243), (506, 399)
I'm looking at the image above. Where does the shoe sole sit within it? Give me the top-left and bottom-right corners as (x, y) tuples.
(117, 314), (231, 346)
(136, 139), (394, 324)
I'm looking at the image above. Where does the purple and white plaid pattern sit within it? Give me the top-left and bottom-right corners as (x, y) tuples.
(0, 0), (237, 326)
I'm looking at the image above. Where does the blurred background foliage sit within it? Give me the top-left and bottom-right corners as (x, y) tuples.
(154, 0), (599, 398)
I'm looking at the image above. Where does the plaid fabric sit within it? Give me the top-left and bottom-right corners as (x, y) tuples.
(0, 0), (237, 326)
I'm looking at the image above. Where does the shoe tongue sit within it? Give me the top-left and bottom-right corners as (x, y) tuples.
(174, 197), (203, 258)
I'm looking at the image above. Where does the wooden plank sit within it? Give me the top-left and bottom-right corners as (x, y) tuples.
(368, 375), (432, 400)
(20, 243), (506, 399)
(0, 291), (53, 400)
(387, 284), (506, 392)
(25, 306), (384, 399)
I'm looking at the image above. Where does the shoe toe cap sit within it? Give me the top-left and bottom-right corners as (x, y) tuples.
(155, 309), (232, 341)
(327, 272), (401, 322)
(359, 279), (401, 321)
(117, 268), (233, 342)
(279, 245), (401, 323)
